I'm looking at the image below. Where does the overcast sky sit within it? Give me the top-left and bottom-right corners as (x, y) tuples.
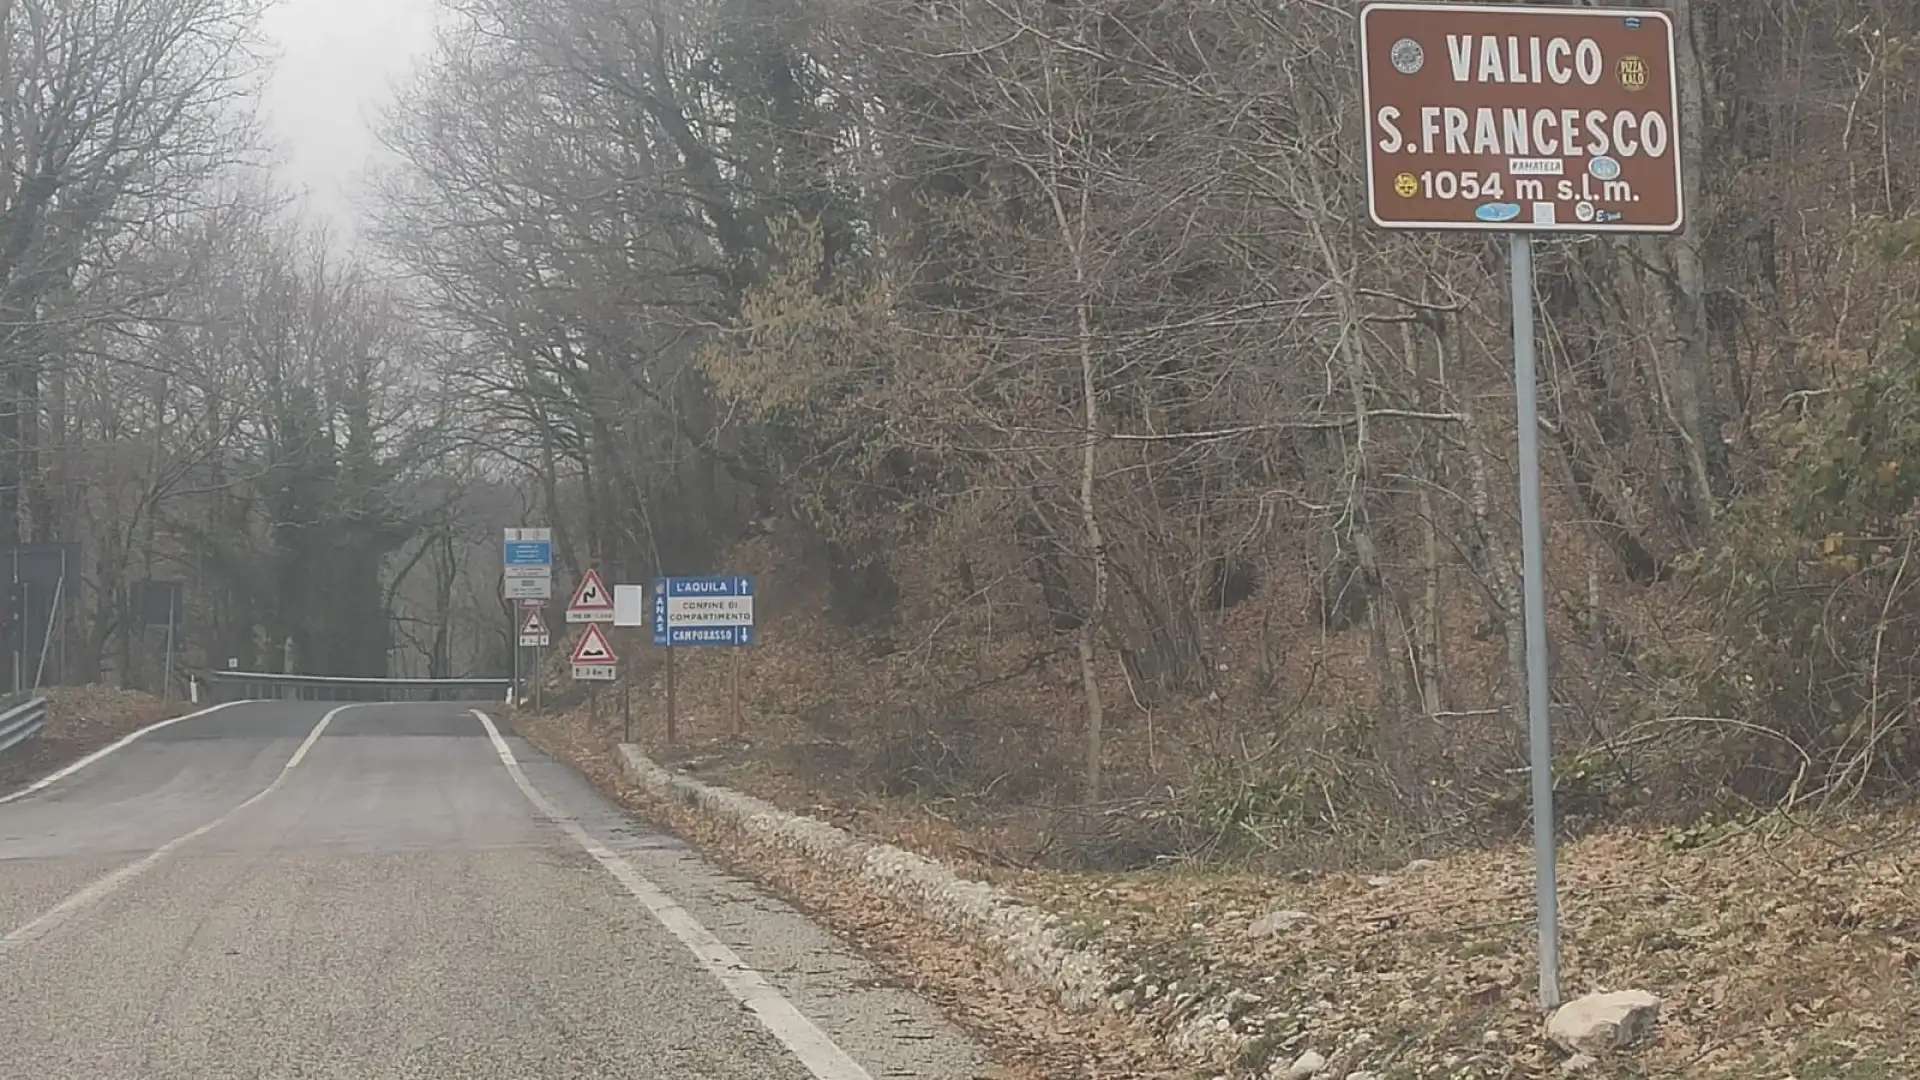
(258, 0), (441, 236)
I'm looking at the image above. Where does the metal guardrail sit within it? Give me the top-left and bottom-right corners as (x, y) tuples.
(203, 671), (512, 705)
(0, 695), (48, 756)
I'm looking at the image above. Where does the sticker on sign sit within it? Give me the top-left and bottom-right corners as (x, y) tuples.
(1360, 3), (1682, 233)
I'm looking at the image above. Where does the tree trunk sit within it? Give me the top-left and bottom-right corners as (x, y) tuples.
(1039, 168), (1110, 804)
(1665, 0), (1721, 529)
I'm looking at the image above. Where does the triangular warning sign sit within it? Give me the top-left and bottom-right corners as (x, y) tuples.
(570, 622), (617, 664)
(520, 608), (548, 636)
(568, 568), (612, 612)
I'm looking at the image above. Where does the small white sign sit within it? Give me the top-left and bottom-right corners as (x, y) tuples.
(665, 595), (754, 625)
(571, 663), (616, 681)
(506, 575), (551, 600)
(613, 584), (646, 627)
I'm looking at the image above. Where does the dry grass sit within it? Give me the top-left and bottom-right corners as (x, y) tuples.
(1007, 813), (1920, 1077)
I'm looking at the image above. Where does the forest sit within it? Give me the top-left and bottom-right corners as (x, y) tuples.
(13, 0), (1920, 846)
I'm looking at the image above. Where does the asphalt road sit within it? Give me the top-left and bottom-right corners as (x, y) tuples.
(0, 701), (988, 1079)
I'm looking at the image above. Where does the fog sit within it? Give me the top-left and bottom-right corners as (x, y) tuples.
(258, 0), (439, 235)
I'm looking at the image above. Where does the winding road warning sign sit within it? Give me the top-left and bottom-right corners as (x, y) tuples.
(566, 568), (614, 623)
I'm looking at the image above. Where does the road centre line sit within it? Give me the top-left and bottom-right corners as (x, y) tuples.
(0, 699), (249, 805)
(0, 703), (353, 954)
(471, 709), (877, 1080)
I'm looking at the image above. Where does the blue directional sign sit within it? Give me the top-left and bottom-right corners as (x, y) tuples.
(663, 576), (752, 597)
(661, 625), (756, 646)
(503, 527), (553, 600)
(504, 541), (551, 566)
(653, 575), (755, 647)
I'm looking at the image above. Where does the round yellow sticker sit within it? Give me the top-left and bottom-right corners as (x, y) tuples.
(1394, 172), (1418, 197)
(1617, 55), (1647, 91)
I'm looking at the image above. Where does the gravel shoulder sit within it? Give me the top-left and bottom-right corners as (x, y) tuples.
(513, 703), (1187, 1080)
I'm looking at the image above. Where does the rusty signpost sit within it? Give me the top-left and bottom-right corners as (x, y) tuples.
(1359, 3), (1684, 1010)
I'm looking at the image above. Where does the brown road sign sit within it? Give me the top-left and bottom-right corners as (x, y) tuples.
(1360, 3), (1682, 233)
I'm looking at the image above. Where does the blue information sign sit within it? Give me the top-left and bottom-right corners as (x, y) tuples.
(504, 541), (552, 566)
(653, 575), (755, 647)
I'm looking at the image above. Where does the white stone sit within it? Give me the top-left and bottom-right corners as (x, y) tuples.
(1285, 1049), (1326, 1078)
(1561, 1053), (1598, 1073)
(1547, 990), (1662, 1054)
(1249, 909), (1310, 936)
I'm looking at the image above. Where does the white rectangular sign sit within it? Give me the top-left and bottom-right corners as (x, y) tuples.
(505, 575), (551, 600)
(613, 584), (646, 627)
(571, 663), (616, 681)
(665, 596), (754, 626)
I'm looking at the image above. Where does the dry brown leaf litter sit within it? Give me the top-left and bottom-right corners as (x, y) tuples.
(519, 691), (1920, 1080)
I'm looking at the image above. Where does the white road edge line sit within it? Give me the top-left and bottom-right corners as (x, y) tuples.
(0, 703), (354, 955)
(472, 710), (876, 1080)
(0, 699), (252, 806)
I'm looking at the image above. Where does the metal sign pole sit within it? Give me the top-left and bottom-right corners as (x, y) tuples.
(163, 587), (177, 701)
(730, 647), (742, 737)
(665, 643), (676, 747)
(11, 550), (20, 696)
(1511, 232), (1560, 1010)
